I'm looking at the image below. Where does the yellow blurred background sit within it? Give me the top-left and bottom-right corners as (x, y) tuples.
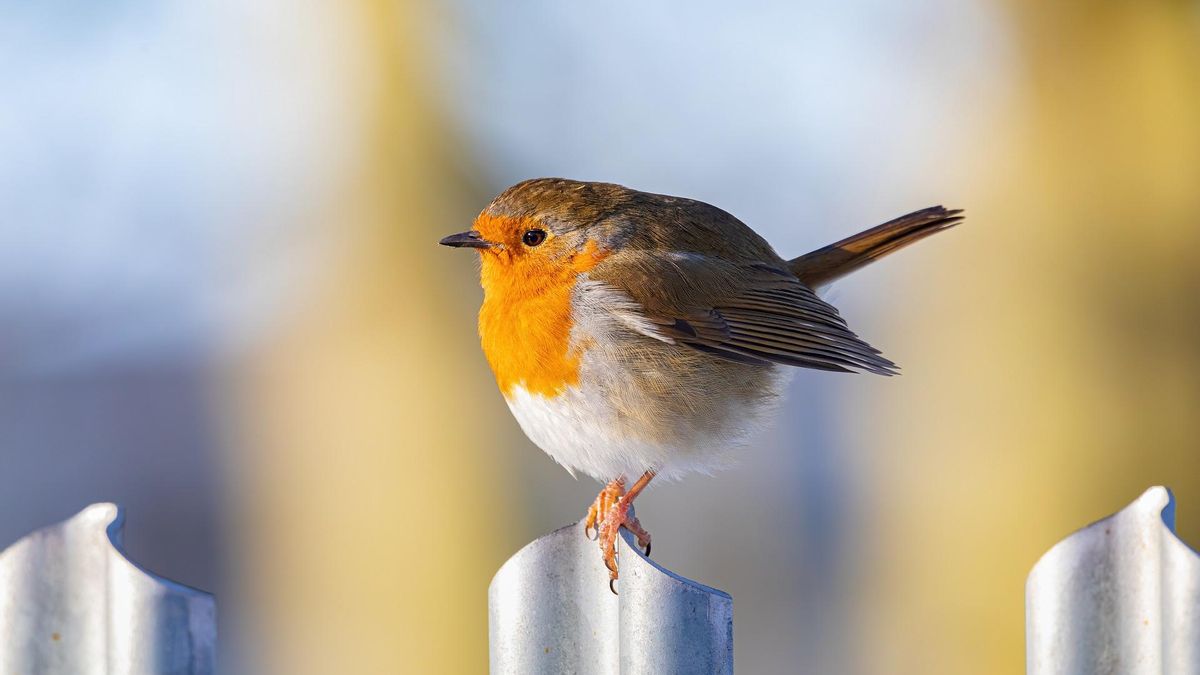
(1, 1), (1198, 673)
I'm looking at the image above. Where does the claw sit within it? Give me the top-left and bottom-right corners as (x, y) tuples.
(624, 516), (652, 557)
(586, 470), (657, 590)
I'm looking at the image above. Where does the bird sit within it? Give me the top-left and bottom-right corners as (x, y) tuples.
(440, 178), (962, 591)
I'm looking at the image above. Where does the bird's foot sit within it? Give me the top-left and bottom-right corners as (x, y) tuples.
(584, 478), (625, 540)
(582, 471), (657, 593)
(596, 495), (652, 593)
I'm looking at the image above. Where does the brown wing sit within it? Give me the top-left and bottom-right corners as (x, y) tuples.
(594, 253), (898, 375)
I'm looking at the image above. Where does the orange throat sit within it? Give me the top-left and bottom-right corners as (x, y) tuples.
(477, 238), (608, 398)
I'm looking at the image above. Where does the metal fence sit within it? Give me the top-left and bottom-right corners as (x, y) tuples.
(490, 486), (1200, 674)
(0, 503), (215, 675)
(2, 487), (1197, 674)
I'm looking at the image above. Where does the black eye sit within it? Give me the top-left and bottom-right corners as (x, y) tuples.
(522, 229), (547, 247)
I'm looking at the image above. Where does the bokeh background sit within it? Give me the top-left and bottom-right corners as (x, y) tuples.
(2, 1), (1199, 673)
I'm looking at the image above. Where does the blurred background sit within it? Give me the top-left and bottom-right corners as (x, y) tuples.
(2, 0), (1199, 672)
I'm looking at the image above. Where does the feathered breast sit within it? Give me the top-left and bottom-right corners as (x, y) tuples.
(478, 240), (610, 397)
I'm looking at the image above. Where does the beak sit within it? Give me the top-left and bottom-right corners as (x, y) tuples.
(439, 230), (495, 249)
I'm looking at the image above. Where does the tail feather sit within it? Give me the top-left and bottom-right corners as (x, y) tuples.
(788, 206), (964, 289)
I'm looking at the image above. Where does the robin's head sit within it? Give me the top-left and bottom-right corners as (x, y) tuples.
(442, 178), (770, 274)
(440, 178), (638, 288)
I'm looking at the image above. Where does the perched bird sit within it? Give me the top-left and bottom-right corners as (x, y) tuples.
(441, 178), (962, 591)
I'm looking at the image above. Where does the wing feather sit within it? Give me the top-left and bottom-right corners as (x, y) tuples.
(593, 251), (898, 375)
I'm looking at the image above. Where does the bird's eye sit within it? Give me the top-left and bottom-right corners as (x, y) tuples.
(522, 229), (547, 247)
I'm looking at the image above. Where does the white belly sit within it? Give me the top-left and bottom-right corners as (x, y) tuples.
(504, 367), (791, 483)
(504, 383), (660, 481)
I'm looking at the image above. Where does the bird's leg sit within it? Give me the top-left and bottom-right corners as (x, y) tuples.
(597, 470), (656, 593)
(585, 477), (626, 540)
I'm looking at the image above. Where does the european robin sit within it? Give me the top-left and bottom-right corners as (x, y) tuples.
(441, 178), (962, 591)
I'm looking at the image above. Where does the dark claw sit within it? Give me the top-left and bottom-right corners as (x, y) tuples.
(604, 556), (618, 573)
(609, 578), (618, 595)
(644, 541), (651, 557)
(584, 522), (596, 540)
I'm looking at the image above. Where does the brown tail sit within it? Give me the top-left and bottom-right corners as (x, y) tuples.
(788, 206), (964, 288)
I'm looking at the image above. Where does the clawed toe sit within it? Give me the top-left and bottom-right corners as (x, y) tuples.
(585, 478), (625, 541)
(583, 508), (600, 540)
(594, 499), (653, 592)
(624, 516), (652, 557)
(582, 471), (658, 592)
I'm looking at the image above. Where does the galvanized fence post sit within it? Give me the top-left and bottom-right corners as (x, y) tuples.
(0, 503), (216, 675)
(489, 519), (733, 674)
(1027, 486), (1200, 675)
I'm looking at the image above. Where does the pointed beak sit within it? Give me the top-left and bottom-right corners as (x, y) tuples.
(439, 230), (495, 249)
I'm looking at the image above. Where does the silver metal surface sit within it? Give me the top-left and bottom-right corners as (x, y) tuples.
(0, 503), (216, 675)
(489, 518), (733, 674)
(1027, 486), (1200, 675)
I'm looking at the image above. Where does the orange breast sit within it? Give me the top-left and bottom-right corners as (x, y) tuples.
(478, 239), (609, 398)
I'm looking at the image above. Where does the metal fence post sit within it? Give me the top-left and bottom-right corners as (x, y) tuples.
(0, 503), (216, 675)
(1027, 486), (1200, 675)
(489, 519), (733, 674)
